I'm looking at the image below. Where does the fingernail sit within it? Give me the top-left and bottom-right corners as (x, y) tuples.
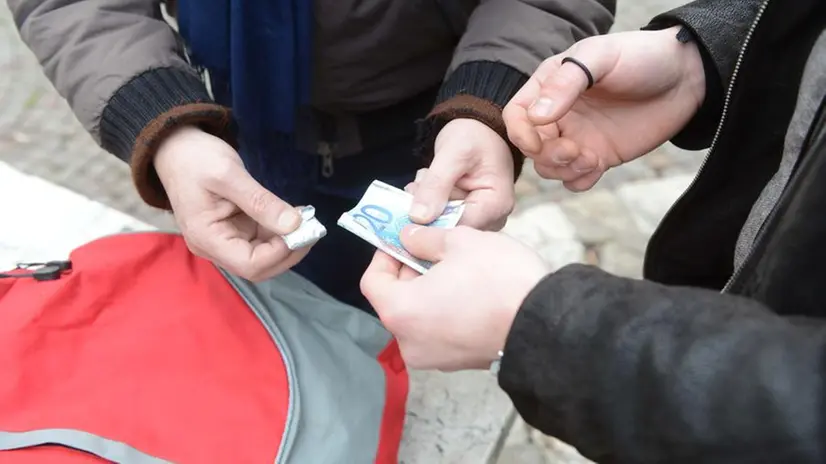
(410, 203), (429, 220)
(571, 156), (595, 173)
(530, 98), (554, 118)
(278, 210), (301, 230)
(551, 155), (572, 166)
(406, 225), (422, 236)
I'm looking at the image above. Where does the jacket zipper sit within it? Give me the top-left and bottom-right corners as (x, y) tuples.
(318, 142), (335, 178)
(718, 0), (771, 292)
(644, 0), (771, 293)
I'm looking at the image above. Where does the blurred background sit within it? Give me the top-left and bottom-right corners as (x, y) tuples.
(0, 1), (695, 462)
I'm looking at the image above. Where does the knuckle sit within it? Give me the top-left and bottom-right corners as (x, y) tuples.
(176, 218), (193, 237)
(444, 138), (476, 159)
(402, 348), (426, 370)
(216, 253), (250, 279)
(244, 264), (267, 282)
(421, 170), (454, 193)
(502, 104), (526, 131)
(501, 198), (515, 217)
(183, 238), (203, 257)
(506, 131), (529, 154)
(541, 56), (560, 68)
(533, 162), (558, 179)
(235, 265), (257, 281)
(502, 105), (517, 125)
(546, 71), (578, 92)
(180, 226), (206, 252)
(359, 274), (374, 300)
(377, 301), (411, 329)
(490, 217), (508, 232)
(378, 309), (402, 331)
(247, 189), (278, 217)
(220, 261), (243, 278)
(207, 156), (239, 186)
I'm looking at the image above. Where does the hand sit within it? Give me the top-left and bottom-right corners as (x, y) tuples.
(503, 26), (706, 191)
(360, 225), (549, 371)
(154, 126), (310, 281)
(407, 118), (515, 231)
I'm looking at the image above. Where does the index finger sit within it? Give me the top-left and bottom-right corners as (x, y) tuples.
(503, 57), (562, 156)
(198, 222), (293, 280)
(211, 164), (301, 235)
(410, 157), (468, 224)
(360, 251), (405, 308)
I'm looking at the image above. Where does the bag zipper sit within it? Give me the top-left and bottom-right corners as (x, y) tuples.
(644, 0), (771, 293)
(219, 270), (300, 464)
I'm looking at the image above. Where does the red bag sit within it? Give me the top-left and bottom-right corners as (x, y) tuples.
(0, 232), (408, 463)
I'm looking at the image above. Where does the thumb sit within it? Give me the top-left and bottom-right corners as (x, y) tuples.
(399, 225), (449, 263)
(410, 155), (468, 224)
(528, 44), (614, 126)
(214, 165), (302, 235)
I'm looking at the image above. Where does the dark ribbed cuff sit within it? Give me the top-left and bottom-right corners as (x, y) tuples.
(100, 67), (234, 209)
(415, 61), (529, 181)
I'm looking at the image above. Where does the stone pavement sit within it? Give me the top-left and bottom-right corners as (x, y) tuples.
(0, 1), (700, 462)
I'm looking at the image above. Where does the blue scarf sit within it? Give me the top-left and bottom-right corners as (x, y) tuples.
(176, 0), (315, 199)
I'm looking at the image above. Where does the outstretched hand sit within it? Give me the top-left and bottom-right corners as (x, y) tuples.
(155, 126), (311, 281)
(360, 225), (549, 371)
(503, 26), (706, 191)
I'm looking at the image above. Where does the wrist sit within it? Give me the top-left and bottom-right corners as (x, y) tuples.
(417, 61), (529, 180)
(492, 268), (547, 357)
(440, 118), (511, 156)
(154, 125), (204, 182)
(669, 26), (706, 113)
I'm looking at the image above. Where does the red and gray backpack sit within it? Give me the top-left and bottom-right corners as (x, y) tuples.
(0, 232), (407, 463)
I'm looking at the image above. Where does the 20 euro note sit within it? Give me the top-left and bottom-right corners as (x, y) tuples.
(337, 180), (464, 274)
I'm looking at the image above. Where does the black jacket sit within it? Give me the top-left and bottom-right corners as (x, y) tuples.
(498, 0), (826, 462)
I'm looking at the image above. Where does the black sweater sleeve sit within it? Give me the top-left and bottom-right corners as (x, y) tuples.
(499, 264), (826, 464)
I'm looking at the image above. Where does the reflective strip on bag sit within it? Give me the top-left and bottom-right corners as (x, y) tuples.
(0, 429), (171, 463)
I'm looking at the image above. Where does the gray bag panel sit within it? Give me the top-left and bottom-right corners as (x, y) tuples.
(0, 429), (172, 463)
(223, 270), (394, 464)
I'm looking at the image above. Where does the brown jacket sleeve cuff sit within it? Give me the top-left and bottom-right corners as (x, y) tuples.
(100, 67), (235, 210)
(131, 103), (234, 210)
(415, 61), (528, 181)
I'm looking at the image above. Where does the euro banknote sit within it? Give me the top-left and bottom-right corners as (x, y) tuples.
(337, 180), (465, 273)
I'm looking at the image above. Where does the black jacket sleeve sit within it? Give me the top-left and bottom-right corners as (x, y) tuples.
(499, 264), (826, 464)
(642, 0), (763, 150)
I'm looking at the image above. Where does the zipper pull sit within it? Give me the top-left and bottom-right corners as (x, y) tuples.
(318, 142), (335, 178)
(1, 261), (71, 281)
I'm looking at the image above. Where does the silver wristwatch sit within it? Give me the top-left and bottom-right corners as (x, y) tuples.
(489, 350), (504, 376)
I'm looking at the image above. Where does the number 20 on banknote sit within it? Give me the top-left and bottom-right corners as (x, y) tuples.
(337, 180), (464, 273)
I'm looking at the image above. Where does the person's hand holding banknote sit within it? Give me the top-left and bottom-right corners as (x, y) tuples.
(347, 180), (549, 370)
(338, 181), (465, 273)
(406, 119), (516, 231)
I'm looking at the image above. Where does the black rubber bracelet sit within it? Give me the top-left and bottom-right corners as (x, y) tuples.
(561, 56), (595, 89)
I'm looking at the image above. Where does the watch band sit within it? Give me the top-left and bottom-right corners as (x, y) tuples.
(489, 350), (504, 376)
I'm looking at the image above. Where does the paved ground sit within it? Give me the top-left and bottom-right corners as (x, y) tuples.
(0, 1), (696, 462)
